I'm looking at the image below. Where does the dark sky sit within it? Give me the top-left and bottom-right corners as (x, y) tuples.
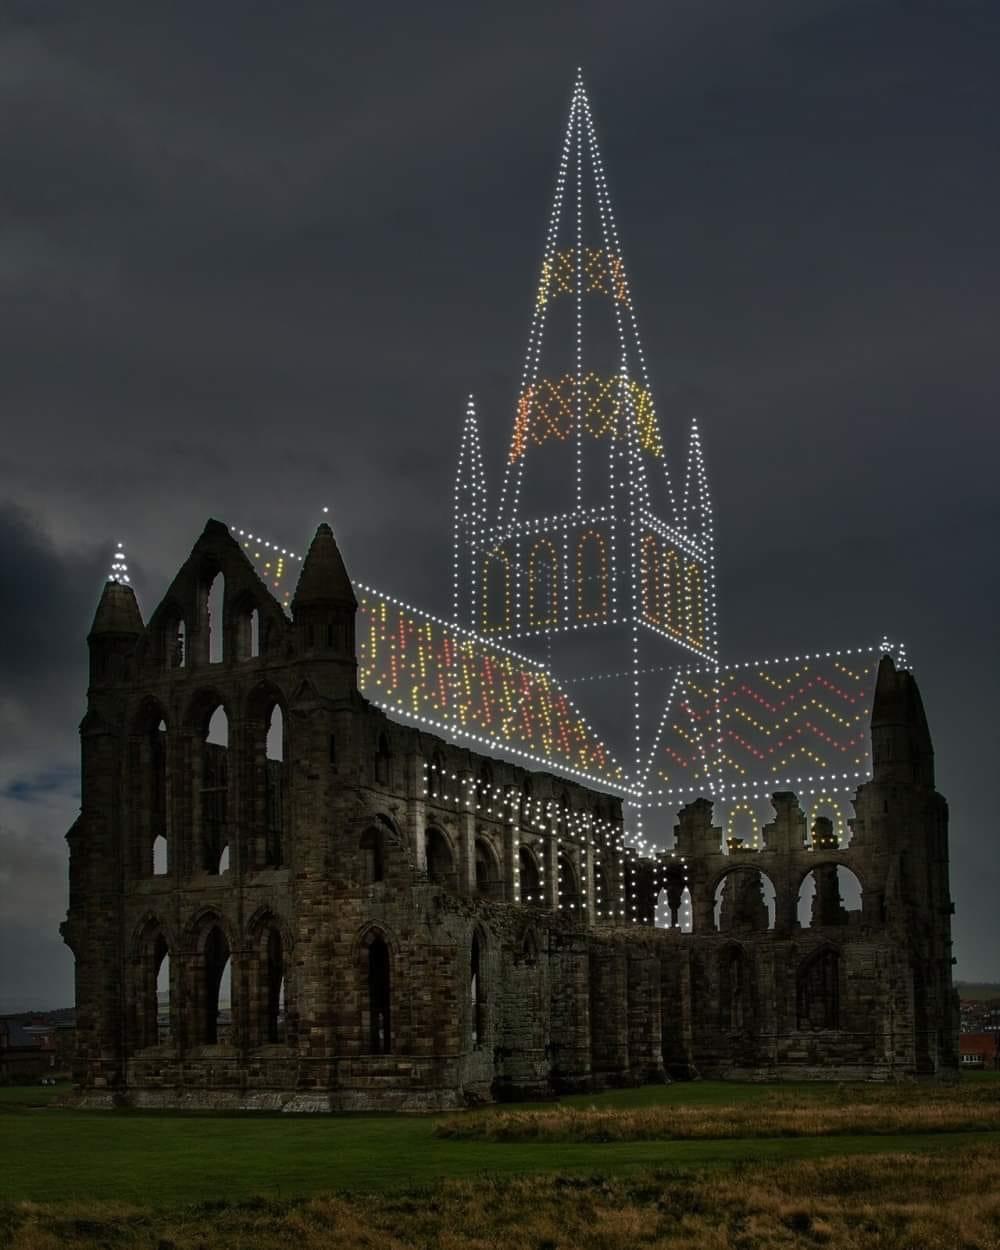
(2, 0), (998, 1008)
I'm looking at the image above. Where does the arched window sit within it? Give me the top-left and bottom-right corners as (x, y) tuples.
(797, 948), (840, 1030)
(155, 945), (171, 1045)
(367, 936), (391, 1054)
(798, 866), (863, 928)
(475, 838), (501, 900)
(264, 705), (285, 867)
(640, 534), (660, 624)
(662, 549), (682, 636)
(482, 548), (511, 633)
(470, 932), (485, 1047)
(685, 561), (705, 648)
(713, 869), (776, 933)
(576, 531), (608, 622)
(518, 844), (541, 902)
(175, 619), (187, 668)
(163, 614), (187, 670)
(201, 705), (229, 873)
(146, 716), (168, 875)
(528, 538), (559, 628)
(360, 827), (385, 884)
(265, 928), (285, 1044)
(136, 926), (170, 1049)
(719, 946), (746, 1033)
(201, 925), (231, 1046)
(425, 827), (454, 888)
(206, 572), (225, 664)
(247, 917), (288, 1047)
(250, 608), (260, 657)
(558, 849), (581, 912)
(375, 733), (391, 786)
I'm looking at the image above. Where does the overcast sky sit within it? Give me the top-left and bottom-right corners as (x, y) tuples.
(1, 0), (998, 1009)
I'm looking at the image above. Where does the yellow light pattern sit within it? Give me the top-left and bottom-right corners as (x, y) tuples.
(536, 248), (629, 308)
(509, 373), (663, 462)
(685, 561), (705, 648)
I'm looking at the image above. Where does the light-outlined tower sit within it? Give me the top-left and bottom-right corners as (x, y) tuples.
(453, 71), (717, 785)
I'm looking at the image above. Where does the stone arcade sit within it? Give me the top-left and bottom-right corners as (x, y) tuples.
(62, 518), (957, 1110)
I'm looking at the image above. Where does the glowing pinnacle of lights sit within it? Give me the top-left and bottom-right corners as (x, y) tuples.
(108, 544), (130, 585)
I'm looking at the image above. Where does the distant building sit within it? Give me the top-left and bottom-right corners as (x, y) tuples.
(0, 1014), (71, 1081)
(960, 1033), (1000, 1070)
(959, 999), (1000, 1035)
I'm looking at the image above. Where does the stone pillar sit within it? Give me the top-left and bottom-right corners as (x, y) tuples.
(548, 933), (591, 1091)
(457, 770), (476, 894)
(588, 945), (629, 1084)
(408, 753), (427, 871)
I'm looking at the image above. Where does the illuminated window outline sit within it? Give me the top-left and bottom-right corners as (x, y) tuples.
(528, 537), (559, 628)
(576, 530), (608, 623)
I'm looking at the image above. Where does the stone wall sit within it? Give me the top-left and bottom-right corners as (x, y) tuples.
(61, 520), (959, 1110)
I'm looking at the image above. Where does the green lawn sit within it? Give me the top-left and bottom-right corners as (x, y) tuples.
(2, 1077), (998, 1206)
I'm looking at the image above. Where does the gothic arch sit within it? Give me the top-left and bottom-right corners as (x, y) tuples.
(797, 862), (864, 929)
(130, 916), (172, 1051)
(245, 908), (293, 1047)
(711, 865), (776, 933)
(246, 682), (288, 869)
(518, 842), (542, 902)
(474, 835), (503, 900)
(185, 910), (236, 1047)
(425, 824), (457, 889)
(354, 923), (397, 1055)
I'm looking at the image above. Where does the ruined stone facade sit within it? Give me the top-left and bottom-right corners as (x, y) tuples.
(62, 519), (958, 1109)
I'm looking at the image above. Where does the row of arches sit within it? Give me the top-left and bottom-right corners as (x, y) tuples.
(421, 822), (606, 914)
(135, 914), (492, 1059)
(640, 534), (705, 648)
(156, 570), (275, 672)
(132, 692), (286, 879)
(653, 864), (863, 933)
(134, 911), (289, 1051)
(481, 532), (609, 633)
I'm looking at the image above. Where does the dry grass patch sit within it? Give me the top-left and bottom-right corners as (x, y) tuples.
(4, 1144), (1000, 1249)
(437, 1081), (1000, 1142)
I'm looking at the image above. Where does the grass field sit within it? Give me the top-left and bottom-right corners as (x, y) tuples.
(2, 1076), (999, 1247)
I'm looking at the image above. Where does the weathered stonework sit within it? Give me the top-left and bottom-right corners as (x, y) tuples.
(61, 519), (959, 1110)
